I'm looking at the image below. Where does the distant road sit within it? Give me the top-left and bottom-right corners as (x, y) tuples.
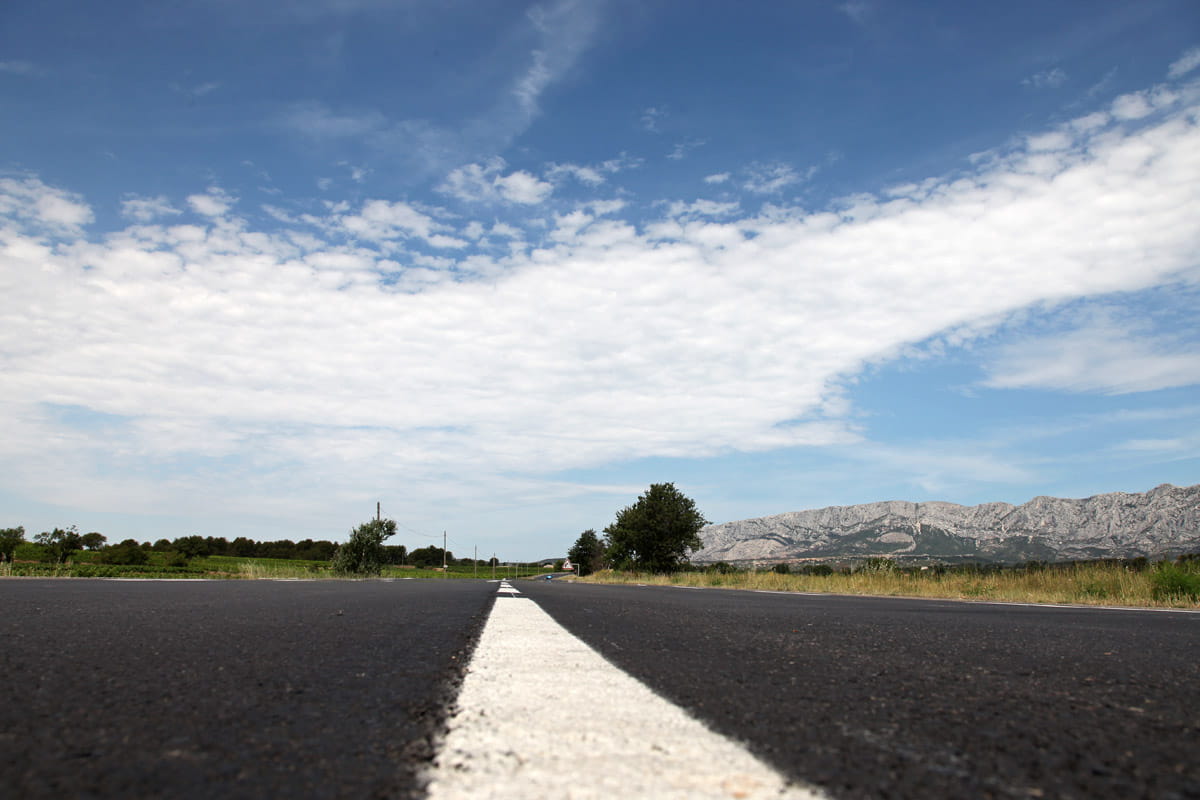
(519, 581), (1200, 799)
(0, 579), (495, 799)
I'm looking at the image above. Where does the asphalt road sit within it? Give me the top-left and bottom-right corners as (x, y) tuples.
(519, 581), (1200, 800)
(0, 578), (495, 799)
(6, 578), (1198, 799)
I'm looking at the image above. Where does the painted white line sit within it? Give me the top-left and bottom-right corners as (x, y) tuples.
(425, 590), (827, 799)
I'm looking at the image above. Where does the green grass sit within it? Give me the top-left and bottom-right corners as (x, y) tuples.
(581, 559), (1200, 609)
(1, 553), (552, 581)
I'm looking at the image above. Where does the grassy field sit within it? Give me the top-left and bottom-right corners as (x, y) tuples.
(581, 559), (1200, 609)
(0, 551), (549, 581)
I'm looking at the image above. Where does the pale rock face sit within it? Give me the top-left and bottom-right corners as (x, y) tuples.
(692, 484), (1200, 564)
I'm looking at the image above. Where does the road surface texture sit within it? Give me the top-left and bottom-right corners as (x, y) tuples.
(0, 578), (495, 799)
(5, 577), (1199, 799)
(520, 580), (1200, 800)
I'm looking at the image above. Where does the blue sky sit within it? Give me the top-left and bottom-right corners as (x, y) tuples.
(2, 0), (1198, 560)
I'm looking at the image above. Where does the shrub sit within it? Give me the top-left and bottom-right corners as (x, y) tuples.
(772, 562), (791, 574)
(98, 544), (149, 565)
(1151, 563), (1200, 601)
(331, 518), (397, 576)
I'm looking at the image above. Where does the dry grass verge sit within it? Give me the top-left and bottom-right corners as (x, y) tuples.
(581, 560), (1200, 609)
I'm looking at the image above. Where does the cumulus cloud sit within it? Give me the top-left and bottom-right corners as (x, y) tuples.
(742, 162), (815, 194)
(187, 189), (236, 217)
(439, 158), (553, 205)
(338, 198), (452, 246)
(2, 75), (1199, 531)
(545, 162), (605, 186)
(0, 177), (92, 231)
(121, 195), (182, 223)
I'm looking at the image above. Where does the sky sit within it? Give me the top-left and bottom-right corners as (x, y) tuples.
(2, 0), (1199, 560)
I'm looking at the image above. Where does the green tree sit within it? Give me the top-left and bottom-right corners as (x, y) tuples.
(409, 545), (451, 568)
(174, 535), (210, 560)
(99, 541), (149, 565)
(35, 526), (84, 564)
(0, 526), (25, 562)
(567, 529), (606, 576)
(604, 483), (708, 573)
(80, 531), (107, 551)
(331, 518), (397, 576)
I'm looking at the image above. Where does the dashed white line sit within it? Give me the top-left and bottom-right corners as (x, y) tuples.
(424, 583), (827, 799)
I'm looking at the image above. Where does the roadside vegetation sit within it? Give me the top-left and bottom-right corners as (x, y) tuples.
(582, 555), (1200, 609)
(0, 524), (545, 581)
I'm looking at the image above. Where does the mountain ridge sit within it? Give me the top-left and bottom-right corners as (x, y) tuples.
(692, 483), (1200, 564)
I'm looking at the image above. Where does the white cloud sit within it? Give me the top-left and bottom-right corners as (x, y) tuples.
(743, 162), (813, 194)
(2, 76), (1199, 537)
(439, 158), (553, 205)
(170, 80), (220, 99)
(641, 106), (665, 133)
(1167, 46), (1200, 79)
(494, 170), (554, 205)
(545, 162), (605, 186)
(339, 199), (444, 243)
(0, 177), (92, 231)
(0, 60), (38, 76)
(983, 315), (1200, 395)
(1111, 92), (1154, 120)
(512, 0), (601, 121)
(665, 199), (740, 219)
(668, 138), (706, 161)
(121, 195), (182, 223)
(704, 172), (731, 185)
(838, 1), (871, 25)
(187, 189), (236, 217)
(1023, 68), (1068, 89)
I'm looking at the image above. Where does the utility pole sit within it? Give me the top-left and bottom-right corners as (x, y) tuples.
(376, 502), (380, 522)
(474, 545), (477, 579)
(442, 530), (447, 578)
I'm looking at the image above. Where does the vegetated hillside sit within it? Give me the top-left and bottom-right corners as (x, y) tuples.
(692, 483), (1200, 565)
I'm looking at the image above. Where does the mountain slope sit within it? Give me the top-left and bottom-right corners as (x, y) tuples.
(693, 484), (1200, 564)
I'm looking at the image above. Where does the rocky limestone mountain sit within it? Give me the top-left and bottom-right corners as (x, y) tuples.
(692, 483), (1200, 564)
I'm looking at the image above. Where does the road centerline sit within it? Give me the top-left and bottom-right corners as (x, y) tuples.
(424, 584), (826, 799)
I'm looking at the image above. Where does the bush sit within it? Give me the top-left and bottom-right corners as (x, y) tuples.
(772, 562), (791, 574)
(1151, 563), (1200, 601)
(331, 518), (397, 576)
(98, 544), (149, 565)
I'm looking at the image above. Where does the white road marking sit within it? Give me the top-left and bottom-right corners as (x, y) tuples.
(424, 585), (827, 799)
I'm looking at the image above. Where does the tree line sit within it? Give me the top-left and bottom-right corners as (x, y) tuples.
(0, 524), (494, 570)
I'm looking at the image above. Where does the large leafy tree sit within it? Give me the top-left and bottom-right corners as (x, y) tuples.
(567, 529), (605, 576)
(0, 526), (25, 562)
(80, 532), (107, 551)
(331, 518), (397, 576)
(604, 483), (708, 573)
(35, 526), (84, 564)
